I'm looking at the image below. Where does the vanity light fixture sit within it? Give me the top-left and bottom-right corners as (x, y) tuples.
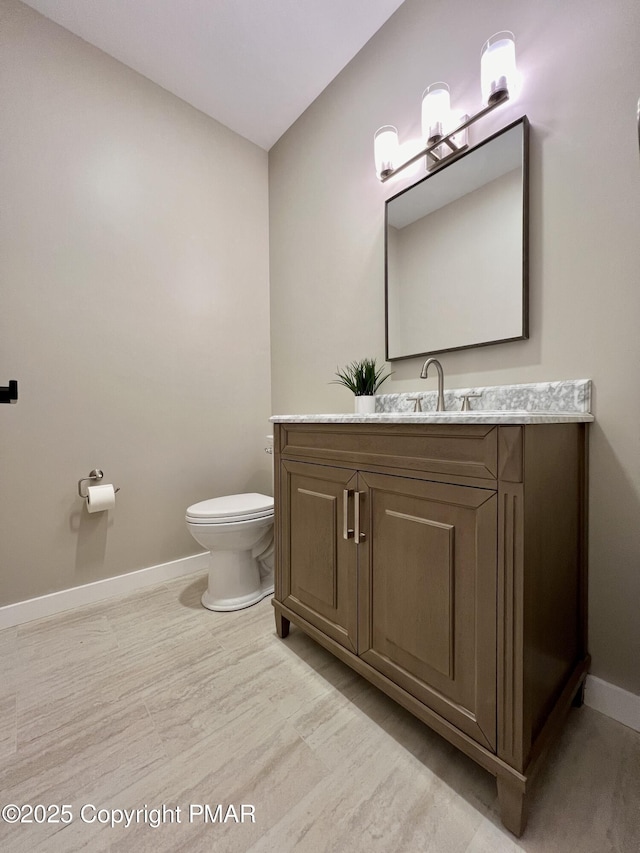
(375, 31), (517, 181)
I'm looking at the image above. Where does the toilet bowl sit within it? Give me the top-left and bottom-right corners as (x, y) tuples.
(186, 492), (274, 612)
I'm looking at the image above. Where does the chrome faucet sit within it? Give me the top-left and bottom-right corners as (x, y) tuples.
(420, 358), (446, 411)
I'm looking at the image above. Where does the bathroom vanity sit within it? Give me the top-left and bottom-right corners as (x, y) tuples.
(271, 382), (592, 836)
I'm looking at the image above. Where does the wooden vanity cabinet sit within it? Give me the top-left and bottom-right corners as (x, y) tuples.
(358, 471), (498, 752)
(279, 460), (358, 653)
(272, 421), (589, 837)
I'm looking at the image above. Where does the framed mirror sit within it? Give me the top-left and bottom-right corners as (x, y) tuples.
(385, 116), (529, 361)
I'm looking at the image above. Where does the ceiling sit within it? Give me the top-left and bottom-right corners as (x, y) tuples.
(21, 0), (406, 150)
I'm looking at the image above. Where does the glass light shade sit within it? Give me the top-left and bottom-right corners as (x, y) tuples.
(422, 83), (451, 144)
(481, 31), (516, 105)
(374, 125), (399, 179)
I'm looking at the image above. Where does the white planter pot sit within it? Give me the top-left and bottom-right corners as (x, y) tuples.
(355, 395), (376, 414)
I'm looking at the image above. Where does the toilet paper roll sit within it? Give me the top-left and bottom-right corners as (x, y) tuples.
(86, 483), (116, 513)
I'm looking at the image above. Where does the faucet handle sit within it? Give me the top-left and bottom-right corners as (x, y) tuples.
(460, 393), (482, 412)
(406, 396), (423, 412)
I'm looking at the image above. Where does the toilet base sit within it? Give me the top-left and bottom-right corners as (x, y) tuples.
(201, 548), (274, 612)
(201, 584), (273, 612)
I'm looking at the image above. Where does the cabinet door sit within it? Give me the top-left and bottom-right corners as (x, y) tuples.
(358, 472), (497, 750)
(280, 460), (358, 653)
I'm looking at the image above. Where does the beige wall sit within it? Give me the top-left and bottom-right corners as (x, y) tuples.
(0, 0), (271, 605)
(269, 0), (640, 694)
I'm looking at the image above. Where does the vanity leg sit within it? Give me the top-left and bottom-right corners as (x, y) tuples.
(497, 776), (528, 838)
(275, 612), (290, 639)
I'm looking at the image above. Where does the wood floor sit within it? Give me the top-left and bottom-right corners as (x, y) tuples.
(1, 571), (638, 852)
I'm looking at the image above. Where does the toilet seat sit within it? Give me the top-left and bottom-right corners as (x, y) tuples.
(186, 492), (274, 525)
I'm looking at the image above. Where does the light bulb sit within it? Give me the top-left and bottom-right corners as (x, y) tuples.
(422, 83), (451, 145)
(374, 125), (399, 180)
(481, 31), (517, 105)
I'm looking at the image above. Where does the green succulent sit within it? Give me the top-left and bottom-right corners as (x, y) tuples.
(331, 358), (392, 396)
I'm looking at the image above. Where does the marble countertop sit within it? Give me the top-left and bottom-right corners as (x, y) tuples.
(270, 411), (594, 425)
(270, 380), (594, 425)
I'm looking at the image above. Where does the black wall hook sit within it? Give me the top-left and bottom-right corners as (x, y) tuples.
(0, 380), (18, 404)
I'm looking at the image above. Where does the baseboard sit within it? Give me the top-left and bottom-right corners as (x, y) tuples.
(584, 675), (640, 732)
(0, 552), (209, 630)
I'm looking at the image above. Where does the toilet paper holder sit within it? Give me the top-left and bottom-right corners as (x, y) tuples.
(78, 469), (120, 500)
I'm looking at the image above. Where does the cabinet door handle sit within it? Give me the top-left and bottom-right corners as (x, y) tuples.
(354, 490), (366, 543)
(343, 489), (354, 540)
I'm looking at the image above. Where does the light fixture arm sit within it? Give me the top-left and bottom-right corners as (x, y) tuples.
(380, 89), (509, 183)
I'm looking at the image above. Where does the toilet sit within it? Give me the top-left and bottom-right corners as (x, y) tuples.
(186, 492), (274, 612)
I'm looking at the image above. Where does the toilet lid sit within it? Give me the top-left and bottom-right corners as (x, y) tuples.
(186, 492), (274, 522)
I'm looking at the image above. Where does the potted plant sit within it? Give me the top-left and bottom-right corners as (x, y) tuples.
(332, 357), (392, 413)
